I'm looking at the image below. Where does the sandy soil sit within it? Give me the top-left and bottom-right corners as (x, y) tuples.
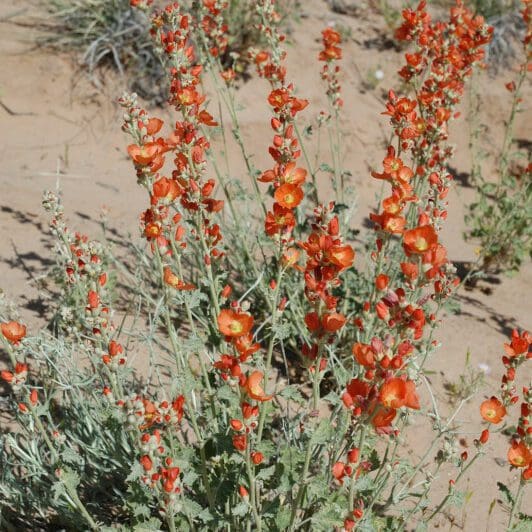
(0, 0), (531, 530)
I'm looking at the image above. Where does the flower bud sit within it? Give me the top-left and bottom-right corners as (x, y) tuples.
(348, 448), (360, 464)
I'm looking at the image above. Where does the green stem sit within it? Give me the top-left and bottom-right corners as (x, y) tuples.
(29, 405), (98, 530)
(348, 425), (367, 512)
(245, 441), (262, 531)
(397, 462), (442, 530)
(294, 122), (319, 205)
(256, 261), (285, 443)
(507, 477), (526, 531)
(426, 452), (482, 523)
(288, 350), (324, 530)
(153, 249), (216, 512)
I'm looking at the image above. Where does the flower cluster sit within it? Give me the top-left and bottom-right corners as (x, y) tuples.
(299, 203), (354, 366)
(42, 191), (128, 370)
(342, 1), (491, 439)
(318, 27), (343, 111)
(249, 1), (285, 84)
(1, 321), (26, 345)
(217, 307), (258, 363)
(252, 0), (309, 240)
(116, 394), (186, 511)
(197, 0), (229, 59)
(42, 192), (194, 514)
(215, 305), (271, 455)
(1, 359), (28, 391)
(479, 330), (531, 478)
(0, 323), (40, 414)
(124, 1), (225, 282)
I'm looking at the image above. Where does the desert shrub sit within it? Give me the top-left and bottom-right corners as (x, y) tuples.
(465, 5), (531, 278)
(477, 328), (531, 529)
(38, 0), (299, 103)
(39, 0), (166, 102)
(480, 0), (528, 69)
(1, 1), (530, 531)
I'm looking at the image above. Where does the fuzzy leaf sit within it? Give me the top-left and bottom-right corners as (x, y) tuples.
(275, 506), (292, 529)
(447, 489), (466, 508)
(279, 385), (306, 406)
(232, 501), (250, 517)
(61, 446), (84, 466)
(127, 462), (144, 483)
(497, 481), (514, 505)
(182, 290), (208, 310)
(131, 502), (152, 519)
(311, 502), (343, 528)
(306, 474), (329, 500)
(133, 517), (163, 531)
(52, 479), (66, 503)
(256, 464), (276, 482)
(310, 419), (334, 445)
(275, 321), (292, 341)
(60, 467), (80, 490)
(182, 498), (203, 518)
(255, 440), (277, 457)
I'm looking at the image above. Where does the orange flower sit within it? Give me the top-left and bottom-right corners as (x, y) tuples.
(233, 434), (247, 452)
(371, 406), (397, 430)
(322, 312), (346, 332)
(319, 46), (342, 61)
(140, 455), (153, 472)
(332, 461), (346, 483)
(281, 163), (307, 185)
(480, 396), (507, 424)
(503, 329), (530, 358)
(379, 378), (407, 409)
(327, 245), (355, 270)
(508, 441), (531, 468)
(403, 225), (438, 255)
(342, 379), (370, 408)
(370, 212), (406, 234)
(322, 27), (341, 46)
(379, 378), (420, 410)
(1, 321), (27, 344)
(304, 312), (320, 332)
(383, 155), (403, 174)
(265, 204), (296, 235)
(153, 177), (182, 202)
(244, 371), (272, 402)
(382, 195), (402, 215)
(145, 117), (164, 135)
(404, 380), (420, 410)
(127, 143), (159, 165)
(217, 309), (253, 338)
(268, 88), (290, 108)
(375, 274), (389, 291)
(282, 248), (301, 269)
(353, 343), (375, 368)
(274, 184), (304, 209)
(163, 267), (195, 291)
(401, 262), (419, 280)
(251, 452), (264, 465)
(234, 334), (260, 360)
(29, 389), (39, 406)
(198, 110), (218, 126)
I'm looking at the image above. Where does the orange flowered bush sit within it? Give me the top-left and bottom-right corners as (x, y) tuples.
(1, 1), (529, 530)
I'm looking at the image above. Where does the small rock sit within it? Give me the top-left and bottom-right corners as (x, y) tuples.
(328, 0), (363, 16)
